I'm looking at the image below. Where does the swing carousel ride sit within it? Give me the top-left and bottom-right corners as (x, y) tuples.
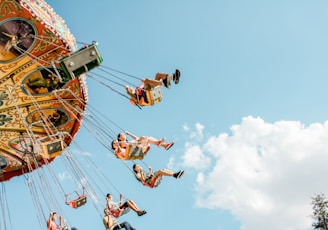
(0, 0), (178, 229)
(0, 0), (102, 182)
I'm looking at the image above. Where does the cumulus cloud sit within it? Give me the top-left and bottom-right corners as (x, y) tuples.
(195, 122), (204, 139)
(183, 124), (190, 132)
(182, 116), (328, 230)
(182, 143), (211, 170)
(184, 123), (205, 139)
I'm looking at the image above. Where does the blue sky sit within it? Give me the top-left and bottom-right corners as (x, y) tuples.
(3, 0), (328, 230)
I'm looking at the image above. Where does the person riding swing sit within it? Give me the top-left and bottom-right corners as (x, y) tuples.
(126, 69), (181, 106)
(132, 164), (185, 188)
(106, 193), (146, 218)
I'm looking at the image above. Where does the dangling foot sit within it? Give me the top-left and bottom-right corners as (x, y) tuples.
(156, 138), (165, 146)
(173, 170), (185, 179)
(177, 170), (185, 178)
(137, 210), (147, 216)
(173, 170), (184, 179)
(173, 69), (181, 84)
(164, 142), (174, 150)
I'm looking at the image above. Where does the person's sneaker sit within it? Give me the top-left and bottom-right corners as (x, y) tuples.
(137, 210), (147, 216)
(173, 69), (181, 84)
(164, 142), (174, 150)
(173, 170), (184, 178)
(173, 171), (180, 178)
(156, 138), (165, 146)
(177, 170), (185, 178)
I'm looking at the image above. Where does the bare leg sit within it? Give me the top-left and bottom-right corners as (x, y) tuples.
(141, 136), (173, 150)
(126, 200), (141, 212)
(154, 169), (184, 179)
(126, 200), (147, 216)
(154, 169), (174, 177)
(140, 136), (164, 146)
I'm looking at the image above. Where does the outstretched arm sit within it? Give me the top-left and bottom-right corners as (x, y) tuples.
(125, 131), (139, 140)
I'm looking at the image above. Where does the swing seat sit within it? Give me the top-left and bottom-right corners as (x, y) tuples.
(65, 189), (87, 209)
(41, 139), (64, 159)
(137, 86), (163, 106)
(60, 42), (103, 79)
(124, 145), (144, 160)
(67, 195), (87, 209)
(144, 175), (162, 188)
(110, 209), (123, 218)
(146, 86), (162, 105)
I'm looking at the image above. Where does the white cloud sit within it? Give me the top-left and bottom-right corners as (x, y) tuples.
(195, 122), (204, 139)
(183, 124), (190, 132)
(182, 116), (328, 230)
(181, 143), (211, 170)
(185, 122), (205, 139)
